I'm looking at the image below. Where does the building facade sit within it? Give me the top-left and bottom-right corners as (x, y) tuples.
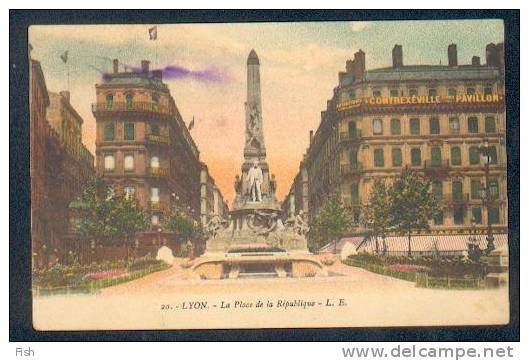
(200, 163), (229, 227)
(30, 54), (95, 267)
(92, 59), (202, 239)
(293, 43), (507, 237)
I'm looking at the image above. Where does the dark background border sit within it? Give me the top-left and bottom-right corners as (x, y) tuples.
(10, 9), (520, 342)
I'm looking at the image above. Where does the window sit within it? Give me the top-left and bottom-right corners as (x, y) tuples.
(373, 119), (383, 135)
(469, 146), (481, 165)
(390, 118), (401, 135)
(429, 117), (440, 134)
(452, 180), (463, 201)
(104, 122), (115, 141)
(448, 88), (457, 97)
(454, 206), (465, 225)
(449, 117), (460, 133)
(466, 87), (476, 95)
(432, 180), (443, 200)
(372, 89), (381, 97)
(150, 124), (160, 136)
(349, 149), (358, 169)
(150, 187), (160, 203)
(124, 186), (135, 200)
(411, 148), (422, 166)
(124, 122), (135, 141)
(351, 182), (360, 205)
(409, 118), (420, 135)
(124, 153), (134, 171)
(152, 94), (159, 110)
(472, 207), (482, 224)
(484, 86), (493, 96)
(430, 147), (442, 166)
(150, 156), (160, 168)
(392, 148), (402, 167)
(125, 93), (133, 109)
(390, 89), (399, 97)
(151, 214), (159, 225)
(105, 94), (113, 109)
(488, 207), (500, 224)
(104, 154), (115, 171)
(485, 116), (496, 133)
(451, 146), (461, 166)
(434, 210), (444, 225)
(428, 88), (437, 97)
(349, 89), (356, 99)
(490, 179), (500, 199)
(468, 116), (479, 133)
(471, 179), (482, 199)
(374, 148), (384, 167)
(408, 88), (418, 96)
(488, 146), (498, 164)
(348, 121), (357, 137)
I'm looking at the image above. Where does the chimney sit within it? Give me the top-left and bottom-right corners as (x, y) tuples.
(309, 130), (314, 145)
(472, 56), (481, 66)
(392, 45), (403, 68)
(486, 43), (499, 67)
(59, 91), (70, 104)
(141, 60), (150, 73)
(353, 50), (365, 81)
(346, 60), (354, 73)
(448, 44), (458, 67)
(113, 59), (119, 73)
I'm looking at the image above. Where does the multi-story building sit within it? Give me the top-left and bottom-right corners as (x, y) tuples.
(30, 55), (52, 266)
(281, 160), (309, 218)
(30, 53), (95, 267)
(294, 43), (507, 237)
(92, 59), (202, 242)
(200, 163), (229, 227)
(47, 90), (95, 214)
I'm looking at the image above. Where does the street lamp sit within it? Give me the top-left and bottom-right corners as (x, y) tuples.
(479, 139), (495, 254)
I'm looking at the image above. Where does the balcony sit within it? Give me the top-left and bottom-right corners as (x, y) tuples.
(444, 193), (470, 206)
(339, 130), (363, 142)
(146, 133), (169, 144)
(147, 166), (169, 177)
(340, 162), (364, 176)
(92, 102), (172, 116)
(423, 159), (449, 178)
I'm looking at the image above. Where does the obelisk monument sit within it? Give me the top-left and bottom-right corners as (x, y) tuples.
(244, 49), (266, 160)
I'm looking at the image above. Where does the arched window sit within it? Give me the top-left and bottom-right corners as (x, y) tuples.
(450, 146), (461, 166)
(150, 124), (160, 136)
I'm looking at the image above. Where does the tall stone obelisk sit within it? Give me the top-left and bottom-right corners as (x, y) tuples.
(244, 49), (266, 161)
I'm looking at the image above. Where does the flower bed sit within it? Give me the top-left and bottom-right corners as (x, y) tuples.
(33, 257), (171, 294)
(343, 254), (485, 289)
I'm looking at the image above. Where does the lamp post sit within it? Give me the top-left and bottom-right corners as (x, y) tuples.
(479, 139), (495, 254)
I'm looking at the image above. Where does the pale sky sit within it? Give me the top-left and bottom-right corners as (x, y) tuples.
(29, 20), (504, 204)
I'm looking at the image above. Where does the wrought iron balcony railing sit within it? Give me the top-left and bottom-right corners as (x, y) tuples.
(340, 162), (364, 175)
(147, 166), (169, 177)
(339, 130), (363, 142)
(146, 133), (169, 144)
(92, 102), (172, 116)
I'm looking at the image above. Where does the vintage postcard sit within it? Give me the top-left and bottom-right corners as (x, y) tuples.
(28, 19), (511, 331)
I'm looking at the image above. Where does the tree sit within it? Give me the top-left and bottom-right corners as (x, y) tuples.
(308, 198), (354, 253)
(164, 210), (199, 240)
(361, 179), (392, 254)
(78, 178), (149, 253)
(389, 168), (442, 257)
